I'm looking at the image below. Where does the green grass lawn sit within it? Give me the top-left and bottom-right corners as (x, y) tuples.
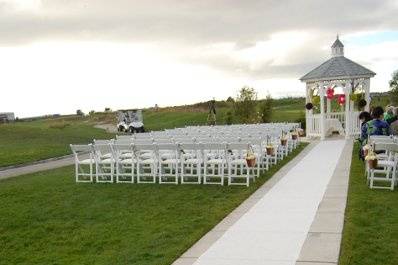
(339, 142), (398, 265)
(0, 119), (113, 168)
(0, 143), (306, 265)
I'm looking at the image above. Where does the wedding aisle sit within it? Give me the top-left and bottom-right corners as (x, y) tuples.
(191, 140), (346, 265)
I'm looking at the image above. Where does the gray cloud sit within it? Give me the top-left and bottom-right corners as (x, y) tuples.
(1, 0), (397, 81)
(1, 0), (397, 45)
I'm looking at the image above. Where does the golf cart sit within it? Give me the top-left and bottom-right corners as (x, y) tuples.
(127, 110), (145, 133)
(116, 110), (145, 133)
(116, 111), (129, 132)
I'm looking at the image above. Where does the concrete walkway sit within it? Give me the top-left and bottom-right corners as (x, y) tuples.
(174, 140), (351, 265)
(0, 156), (74, 180)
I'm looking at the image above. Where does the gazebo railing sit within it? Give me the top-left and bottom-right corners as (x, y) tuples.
(326, 112), (345, 126)
(306, 111), (361, 138)
(306, 113), (322, 137)
(347, 111), (361, 137)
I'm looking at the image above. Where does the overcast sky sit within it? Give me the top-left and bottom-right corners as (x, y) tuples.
(1, 0), (398, 117)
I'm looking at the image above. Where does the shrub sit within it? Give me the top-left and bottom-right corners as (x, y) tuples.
(233, 87), (258, 123)
(259, 94), (273, 123)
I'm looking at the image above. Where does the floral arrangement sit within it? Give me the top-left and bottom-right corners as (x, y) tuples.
(280, 131), (288, 146)
(245, 145), (256, 167)
(265, 136), (275, 156)
(291, 131), (298, 140)
(364, 146), (377, 169)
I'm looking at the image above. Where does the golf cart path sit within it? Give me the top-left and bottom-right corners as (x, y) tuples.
(174, 139), (352, 265)
(0, 156), (74, 180)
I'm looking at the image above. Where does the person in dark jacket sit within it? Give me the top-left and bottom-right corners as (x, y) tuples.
(359, 111), (372, 144)
(362, 106), (390, 141)
(358, 111), (372, 160)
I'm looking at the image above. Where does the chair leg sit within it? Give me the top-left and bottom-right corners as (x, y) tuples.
(90, 162), (93, 182)
(246, 168), (250, 187)
(175, 164), (179, 184)
(370, 170), (374, 189)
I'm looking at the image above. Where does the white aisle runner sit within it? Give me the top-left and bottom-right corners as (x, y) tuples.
(193, 140), (346, 265)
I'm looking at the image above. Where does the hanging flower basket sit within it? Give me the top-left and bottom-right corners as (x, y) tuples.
(281, 138), (287, 146)
(246, 157), (256, 167)
(312, 96), (320, 106)
(358, 99), (367, 109)
(291, 132), (298, 140)
(363, 144), (370, 157)
(367, 159), (378, 169)
(365, 150), (377, 169)
(266, 145), (275, 156)
(297, 128), (305, 137)
(246, 145), (256, 168)
(305, 103), (313, 110)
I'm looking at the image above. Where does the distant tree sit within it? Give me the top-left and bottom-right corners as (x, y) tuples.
(225, 111), (233, 125)
(259, 94), (273, 123)
(76, 109), (84, 116)
(226, 96), (235, 103)
(389, 70), (398, 105)
(89, 110), (95, 116)
(104, 107), (111, 112)
(234, 87), (258, 123)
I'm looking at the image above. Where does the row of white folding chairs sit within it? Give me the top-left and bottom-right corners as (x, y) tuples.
(101, 136), (296, 166)
(70, 141), (298, 187)
(113, 134), (298, 162)
(366, 136), (398, 190)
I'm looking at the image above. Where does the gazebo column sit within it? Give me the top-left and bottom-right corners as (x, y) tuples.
(326, 98), (331, 114)
(344, 84), (351, 139)
(319, 85), (326, 140)
(305, 83), (312, 135)
(364, 78), (371, 112)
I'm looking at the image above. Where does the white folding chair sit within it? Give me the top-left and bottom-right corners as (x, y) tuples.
(93, 144), (115, 183)
(93, 139), (114, 158)
(226, 143), (256, 187)
(134, 144), (157, 183)
(202, 143), (227, 185)
(113, 143), (135, 183)
(369, 142), (398, 190)
(179, 143), (202, 184)
(157, 144), (179, 184)
(70, 144), (95, 183)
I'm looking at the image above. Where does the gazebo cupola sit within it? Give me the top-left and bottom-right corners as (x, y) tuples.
(331, 35), (344, 57)
(300, 36), (376, 140)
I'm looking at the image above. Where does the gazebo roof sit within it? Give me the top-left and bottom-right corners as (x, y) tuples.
(300, 37), (376, 82)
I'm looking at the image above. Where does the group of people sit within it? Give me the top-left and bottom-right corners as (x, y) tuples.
(358, 105), (398, 159)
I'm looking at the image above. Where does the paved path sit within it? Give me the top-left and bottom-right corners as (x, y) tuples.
(174, 140), (351, 265)
(0, 156), (74, 180)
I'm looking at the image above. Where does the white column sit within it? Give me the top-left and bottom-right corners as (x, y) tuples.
(327, 98), (331, 114)
(365, 78), (371, 112)
(319, 84), (326, 140)
(344, 84), (351, 139)
(305, 83), (312, 135)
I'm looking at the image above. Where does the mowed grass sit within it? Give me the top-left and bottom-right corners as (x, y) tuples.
(339, 142), (398, 265)
(0, 119), (112, 168)
(0, 143), (307, 265)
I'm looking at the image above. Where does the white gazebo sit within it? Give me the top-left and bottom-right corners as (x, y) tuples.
(300, 36), (376, 140)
